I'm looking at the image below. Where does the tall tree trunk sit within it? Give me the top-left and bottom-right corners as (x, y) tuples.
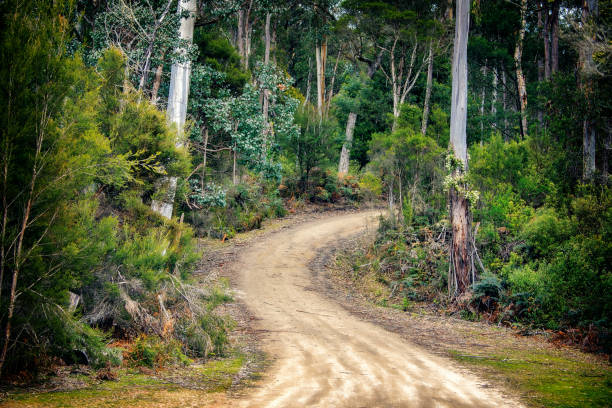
(583, 120), (596, 179)
(514, 0), (528, 139)
(337, 50), (383, 175)
(264, 13), (271, 64)
(502, 68), (508, 139)
(581, 0), (599, 180)
(550, 0), (560, 75)
(603, 123), (611, 182)
(304, 57), (312, 106)
(201, 127), (208, 191)
(421, 40), (434, 135)
(325, 50), (341, 117)
(543, 1), (551, 80)
(338, 112), (357, 175)
(491, 65), (498, 119)
(448, 0), (474, 296)
(151, 0), (196, 219)
(233, 144), (238, 185)
(237, 9), (244, 62)
(480, 62), (487, 143)
(262, 13), (271, 155)
(315, 38), (327, 116)
(150, 62), (164, 105)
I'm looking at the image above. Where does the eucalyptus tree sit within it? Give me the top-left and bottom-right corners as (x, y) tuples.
(152, 0), (198, 218)
(447, 0), (475, 296)
(88, 0), (183, 99)
(344, 0), (435, 131)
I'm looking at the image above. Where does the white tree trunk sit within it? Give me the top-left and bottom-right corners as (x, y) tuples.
(491, 65), (498, 116)
(421, 41), (434, 135)
(304, 57), (312, 106)
(262, 13), (271, 153)
(514, 0), (528, 138)
(338, 112), (357, 175)
(479, 63), (487, 142)
(449, 0), (470, 166)
(151, 0), (197, 219)
(448, 0), (474, 296)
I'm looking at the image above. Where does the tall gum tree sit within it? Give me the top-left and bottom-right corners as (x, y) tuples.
(151, 0), (197, 219)
(448, 0), (475, 296)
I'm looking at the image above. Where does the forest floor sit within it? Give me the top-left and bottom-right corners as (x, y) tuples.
(2, 207), (610, 407)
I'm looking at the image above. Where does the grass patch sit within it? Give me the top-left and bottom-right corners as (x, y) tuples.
(1, 356), (249, 408)
(450, 349), (612, 407)
(195, 354), (245, 392)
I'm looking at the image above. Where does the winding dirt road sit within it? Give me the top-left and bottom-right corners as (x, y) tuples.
(233, 211), (520, 408)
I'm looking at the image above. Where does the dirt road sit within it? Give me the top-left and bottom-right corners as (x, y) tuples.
(233, 210), (519, 408)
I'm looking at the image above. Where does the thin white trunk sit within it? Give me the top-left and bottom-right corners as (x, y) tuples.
(491, 65), (498, 117)
(325, 50), (341, 117)
(304, 57), (312, 106)
(421, 41), (434, 135)
(502, 68), (508, 138)
(337, 51), (382, 175)
(480, 63), (487, 142)
(338, 112), (357, 175)
(151, 0), (197, 219)
(514, 0), (528, 138)
(315, 44), (322, 114)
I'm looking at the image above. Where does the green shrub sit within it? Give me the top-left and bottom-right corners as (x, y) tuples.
(127, 335), (191, 368)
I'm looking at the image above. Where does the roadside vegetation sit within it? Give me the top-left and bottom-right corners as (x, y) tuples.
(0, 0), (610, 406)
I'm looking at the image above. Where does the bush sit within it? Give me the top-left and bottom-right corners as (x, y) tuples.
(127, 335), (191, 368)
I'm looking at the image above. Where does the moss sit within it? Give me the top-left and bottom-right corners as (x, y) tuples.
(195, 354), (245, 392)
(449, 350), (612, 407)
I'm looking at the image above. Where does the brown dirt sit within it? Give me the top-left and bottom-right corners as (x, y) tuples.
(226, 210), (523, 407)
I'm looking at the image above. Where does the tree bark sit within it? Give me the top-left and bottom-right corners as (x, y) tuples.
(421, 40), (434, 135)
(583, 119), (596, 179)
(264, 13), (271, 65)
(151, 0), (197, 219)
(543, 1), (551, 80)
(262, 13), (271, 154)
(315, 38), (327, 116)
(150, 62), (163, 105)
(325, 49), (341, 117)
(550, 0), (560, 75)
(448, 0), (474, 297)
(337, 50), (383, 175)
(201, 127), (208, 191)
(338, 112), (357, 175)
(491, 65), (498, 118)
(514, 0), (528, 139)
(304, 57), (312, 106)
(480, 62), (487, 142)
(581, 0), (599, 180)
(502, 68), (508, 139)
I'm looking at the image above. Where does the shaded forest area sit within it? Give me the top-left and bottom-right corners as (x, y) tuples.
(0, 0), (610, 381)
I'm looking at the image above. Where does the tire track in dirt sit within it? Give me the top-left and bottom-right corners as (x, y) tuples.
(232, 211), (521, 408)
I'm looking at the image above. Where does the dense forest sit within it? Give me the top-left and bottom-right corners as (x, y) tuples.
(0, 0), (610, 382)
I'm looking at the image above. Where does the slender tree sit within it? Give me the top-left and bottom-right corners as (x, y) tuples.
(151, 0), (198, 218)
(448, 0), (475, 296)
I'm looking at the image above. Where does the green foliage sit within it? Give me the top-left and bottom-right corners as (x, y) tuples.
(279, 105), (342, 190)
(188, 176), (287, 239)
(127, 335), (191, 368)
